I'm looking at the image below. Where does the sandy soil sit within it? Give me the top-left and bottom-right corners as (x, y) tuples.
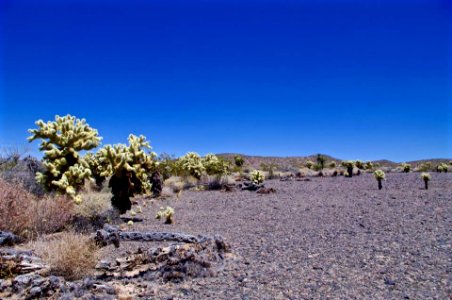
(100, 172), (451, 300)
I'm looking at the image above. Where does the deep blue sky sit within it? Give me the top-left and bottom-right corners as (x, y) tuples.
(1, 0), (450, 161)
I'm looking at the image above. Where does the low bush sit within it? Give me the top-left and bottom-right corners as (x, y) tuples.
(31, 232), (98, 280)
(0, 179), (74, 238)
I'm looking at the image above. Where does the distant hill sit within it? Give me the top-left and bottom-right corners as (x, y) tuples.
(217, 153), (450, 170)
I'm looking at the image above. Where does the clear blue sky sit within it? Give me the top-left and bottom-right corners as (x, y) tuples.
(1, 0), (450, 161)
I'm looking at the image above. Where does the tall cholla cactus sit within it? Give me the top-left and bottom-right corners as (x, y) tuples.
(97, 134), (157, 213)
(341, 160), (355, 177)
(421, 172), (431, 190)
(28, 115), (101, 202)
(373, 169), (385, 190)
(400, 163), (411, 173)
(203, 153), (230, 176)
(250, 170), (265, 185)
(364, 161), (374, 170)
(178, 152), (205, 179)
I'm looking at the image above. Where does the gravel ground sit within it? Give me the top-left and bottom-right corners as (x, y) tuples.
(101, 172), (451, 300)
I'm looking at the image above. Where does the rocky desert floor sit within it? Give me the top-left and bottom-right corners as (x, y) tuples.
(98, 172), (451, 300)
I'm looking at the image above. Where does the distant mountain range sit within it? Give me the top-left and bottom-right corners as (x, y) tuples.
(217, 153), (451, 170)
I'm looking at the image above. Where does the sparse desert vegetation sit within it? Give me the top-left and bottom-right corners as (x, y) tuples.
(0, 115), (450, 299)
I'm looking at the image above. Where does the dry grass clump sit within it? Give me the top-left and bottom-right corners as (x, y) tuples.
(74, 191), (111, 218)
(0, 178), (74, 238)
(164, 176), (198, 193)
(31, 232), (98, 280)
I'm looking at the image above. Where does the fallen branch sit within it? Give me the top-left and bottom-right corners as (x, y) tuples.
(94, 224), (211, 248)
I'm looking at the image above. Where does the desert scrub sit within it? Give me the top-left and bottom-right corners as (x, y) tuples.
(156, 206), (174, 224)
(0, 179), (73, 238)
(373, 169), (385, 190)
(31, 232), (98, 280)
(421, 172), (431, 190)
(328, 161), (337, 168)
(28, 115), (101, 202)
(250, 170), (265, 185)
(400, 163), (411, 173)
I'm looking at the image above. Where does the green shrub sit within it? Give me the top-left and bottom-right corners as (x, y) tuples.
(305, 160), (314, 169)
(328, 161), (337, 168)
(234, 155), (245, 168)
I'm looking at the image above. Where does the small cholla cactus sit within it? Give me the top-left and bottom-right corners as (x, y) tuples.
(421, 172), (431, 190)
(156, 206), (175, 224)
(127, 220), (134, 226)
(329, 161), (337, 168)
(130, 210), (136, 217)
(400, 163), (411, 173)
(341, 160), (355, 177)
(305, 160), (314, 169)
(250, 170), (265, 185)
(373, 169), (385, 190)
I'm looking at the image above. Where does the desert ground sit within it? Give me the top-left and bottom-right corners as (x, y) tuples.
(95, 172), (451, 299)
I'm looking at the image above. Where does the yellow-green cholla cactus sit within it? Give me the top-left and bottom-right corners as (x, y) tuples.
(178, 152), (205, 179)
(250, 170), (265, 185)
(341, 160), (355, 177)
(155, 206), (174, 224)
(400, 163), (411, 173)
(28, 115), (101, 201)
(373, 169), (385, 190)
(305, 160), (314, 169)
(437, 163), (448, 173)
(421, 172), (431, 190)
(97, 134), (157, 213)
(203, 153), (230, 176)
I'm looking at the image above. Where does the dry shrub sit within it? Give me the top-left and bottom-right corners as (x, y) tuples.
(0, 178), (74, 238)
(31, 232), (98, 280)
(28, 196), (74, 237)
(74, 191), (111, 218)
(164, 176), (196, 193)
(0, 179), (33, 235)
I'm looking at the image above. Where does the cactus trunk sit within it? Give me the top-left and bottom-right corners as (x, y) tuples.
(424, 179), (429, 190)
(378, 179), (382, 190)
(347, 166), (353, 177)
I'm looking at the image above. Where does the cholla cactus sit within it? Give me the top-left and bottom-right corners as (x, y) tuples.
(234, 155), (245, 168)
(355, 160), (364, 169)
(28, 115), (101, 201)
(316, 154), (326, 170)
(341, 160), (355, 177)
(250, 170), (265, 185)
(364, 161), (374, 170)
(400, 163), (411, 173)
(178, 152), (205, 179)
(373, 169), (385, 190)
(305, 160), (314, 169)
(203, 154), (230, 176)
(437, 163), (448, 173)
(329, 161), (337, 168)
(155, 206), (175, 224)
(421, 172), (431, 190)
(97, 134), (157, 213)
